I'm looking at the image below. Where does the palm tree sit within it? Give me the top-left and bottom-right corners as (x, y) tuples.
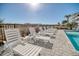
(0, 18), (4, 23)
(58, 22), (60, 25)
(62, 15), (71, 24)
(62, 20), (68, 24)
(67, 22), (78, 30)
(65, 15), (71, 21)
(0, 18), (4, 28)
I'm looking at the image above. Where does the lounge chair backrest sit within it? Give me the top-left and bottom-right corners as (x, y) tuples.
(5, 29), (21, 48)
(44, 27), (46, 30)
(39, 27), (43, 31)
(29, 27), (36, 35)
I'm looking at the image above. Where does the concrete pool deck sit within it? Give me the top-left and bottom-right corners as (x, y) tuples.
(0, 30), (79, 56)
(40, 30), (79, 56)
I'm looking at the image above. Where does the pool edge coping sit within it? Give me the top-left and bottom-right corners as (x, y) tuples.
(64, 30), (79, 53)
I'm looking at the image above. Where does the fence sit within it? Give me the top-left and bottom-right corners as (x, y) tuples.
(0, 23), (54, 44)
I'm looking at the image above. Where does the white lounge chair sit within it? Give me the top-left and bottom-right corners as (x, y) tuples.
(29, 27), (53, 43)
(39, 27), (44, 32)
(4, 29), (42, 56)
(29, 27), (51, 40)
(38, 27), (56, 38)
(28, 27), (53, 49)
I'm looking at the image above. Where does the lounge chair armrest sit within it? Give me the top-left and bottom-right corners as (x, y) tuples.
(2, 41), (9, 51)
(20, 36), (29, 45)
(3, 41), (7, 44)
(3, 41), (7, 46)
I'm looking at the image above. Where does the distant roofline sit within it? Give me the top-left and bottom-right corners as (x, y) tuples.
(0, 23), (57, 26)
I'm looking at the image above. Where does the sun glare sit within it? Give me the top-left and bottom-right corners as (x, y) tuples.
(29, 3), (40, 11)
(31, 3), (39, 7)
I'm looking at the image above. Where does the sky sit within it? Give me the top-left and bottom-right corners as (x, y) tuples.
(0, 3), (79, 24)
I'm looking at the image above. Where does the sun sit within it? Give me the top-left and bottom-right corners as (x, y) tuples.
(31, 3), (39, 7)
(29, 3), (40, 10)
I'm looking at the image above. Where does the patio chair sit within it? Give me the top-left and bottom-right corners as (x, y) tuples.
(38, 27), (56, 38)
(29, 27), (51, 39)
(39, 27), (44, 32)
(3, 29), (42, 56)
(28, 27), (53, 49)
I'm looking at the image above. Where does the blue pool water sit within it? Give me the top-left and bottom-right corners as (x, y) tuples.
(65, 31), (79, 51)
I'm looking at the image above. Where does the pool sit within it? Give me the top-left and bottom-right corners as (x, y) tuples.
(65, 31), (79, 51)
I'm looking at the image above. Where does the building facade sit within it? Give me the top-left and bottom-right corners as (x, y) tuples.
(68, 13), (79, 23)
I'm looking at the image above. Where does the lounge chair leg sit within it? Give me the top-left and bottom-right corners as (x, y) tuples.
(38, 53), (41, 56)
